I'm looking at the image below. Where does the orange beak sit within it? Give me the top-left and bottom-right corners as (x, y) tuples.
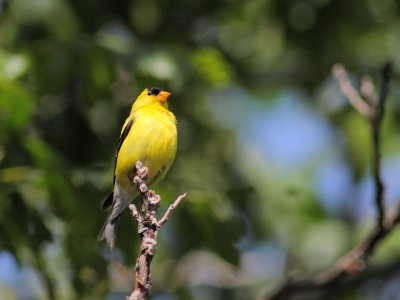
(158, 91), (171, 102)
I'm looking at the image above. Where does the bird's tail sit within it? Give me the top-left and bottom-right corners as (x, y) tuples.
(97, 193), (124, 249)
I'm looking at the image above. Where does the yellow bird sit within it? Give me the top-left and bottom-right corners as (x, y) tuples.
(97, 87), (177, 248)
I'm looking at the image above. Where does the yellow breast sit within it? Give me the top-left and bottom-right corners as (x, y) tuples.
(115, 106), (177, 194)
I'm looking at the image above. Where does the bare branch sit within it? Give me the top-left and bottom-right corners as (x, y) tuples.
(332, 62), (392, 228)
(268, 208), (400, 300)
(370, 61), (392, 228)
(270, 254), (400, 300)
(126, 161), (185, 300)
(129, 204), (142, 224)
(267, 62), (394, 300)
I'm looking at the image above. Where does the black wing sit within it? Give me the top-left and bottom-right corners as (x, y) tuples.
(101, 118), (133, 209)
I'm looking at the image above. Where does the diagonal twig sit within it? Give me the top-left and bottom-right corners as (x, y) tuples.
(332, 64), (372, 117)
(158, 193), (187, 226)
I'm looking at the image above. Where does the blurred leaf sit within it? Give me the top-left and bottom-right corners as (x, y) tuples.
(192, 47), (235, 87)
(0, 81), (34, 134)
(0, 50), (29, 80)
(342, 111), (370, 174)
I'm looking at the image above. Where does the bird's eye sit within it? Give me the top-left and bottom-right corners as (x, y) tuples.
(147, 91), (152, 96)
(149, 87), (161, 96)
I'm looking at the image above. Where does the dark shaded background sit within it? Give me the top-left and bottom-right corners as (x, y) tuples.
(1, 0), (400, 299)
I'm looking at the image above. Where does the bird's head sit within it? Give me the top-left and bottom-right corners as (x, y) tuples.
(132, 87), (171, 110)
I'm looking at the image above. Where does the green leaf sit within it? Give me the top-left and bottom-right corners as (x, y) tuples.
(0, 81), (34, 134)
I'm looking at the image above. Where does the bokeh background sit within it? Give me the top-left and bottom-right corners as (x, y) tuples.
(1, 0), (400, 299)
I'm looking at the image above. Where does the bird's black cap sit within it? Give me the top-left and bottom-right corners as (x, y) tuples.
(148, 87), (161, 96)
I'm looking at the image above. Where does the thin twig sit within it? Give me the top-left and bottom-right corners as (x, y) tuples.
(332, 64), (372, 117)
(267, 62), (393, 300)
(370, 62), (392, 227)
(158, 193), (187, 226)
(360, 75), (376, 105)
(126, 161), (186, 300)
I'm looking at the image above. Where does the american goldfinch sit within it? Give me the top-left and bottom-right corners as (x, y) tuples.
(97, 87), (177, 248)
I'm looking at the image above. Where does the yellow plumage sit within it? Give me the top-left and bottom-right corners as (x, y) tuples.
(97, 87), (177, 248)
